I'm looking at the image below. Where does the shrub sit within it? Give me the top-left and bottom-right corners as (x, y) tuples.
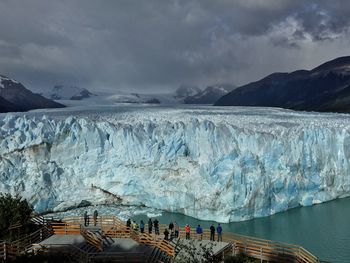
(173, 239), (221, 263)
(0, 193), (33, 239)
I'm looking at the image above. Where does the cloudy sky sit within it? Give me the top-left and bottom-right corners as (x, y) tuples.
(0, 0), (350, 93)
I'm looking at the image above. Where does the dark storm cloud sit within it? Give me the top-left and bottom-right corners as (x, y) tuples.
(0, 0), (349, 92)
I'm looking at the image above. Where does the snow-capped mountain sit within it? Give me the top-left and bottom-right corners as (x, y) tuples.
(0, 75), (64, 113)
(184, 85), (233, 104)
(215, 56), (350, 112)
(1, 106), (349, 222)
(174, 85), (202, 99)
(44, 85), (94, 100)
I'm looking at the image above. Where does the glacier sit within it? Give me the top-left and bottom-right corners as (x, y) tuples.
(0, 105), (350, 222)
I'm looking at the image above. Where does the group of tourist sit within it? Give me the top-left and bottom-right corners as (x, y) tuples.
(82, 211), (223, 242)
(187, 223), (222, 241)
(126, 218), (176, 239)
(126, 218), (223, 242)
(83, 210), (99, 227)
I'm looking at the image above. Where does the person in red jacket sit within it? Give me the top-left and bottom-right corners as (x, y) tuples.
(185, 224), (191, 240)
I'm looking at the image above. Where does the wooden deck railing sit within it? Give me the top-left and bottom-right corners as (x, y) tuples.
(0, 226), (52, 261)
(50, 222), (81, 235)
(221, 232), (319, 263)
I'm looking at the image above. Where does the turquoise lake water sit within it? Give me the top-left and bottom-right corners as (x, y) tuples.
(133, 197), (350, 263)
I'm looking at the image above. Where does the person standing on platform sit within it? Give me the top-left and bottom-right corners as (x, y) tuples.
(84, 211), (89, 227)
(148, 218), (153, 234)
(132, 220), (139, 231)
(185, 224), (191, 240)
(210, 224), (215, 241)
(164, 228), (169, 240)
(196, 225), (203, 240)
(217, 223), (223, 242)
(169, 221), (174, 234)
(126, 219), (131, 228)
(174, 221), (179, 238)
(93, 210), (98, 226)
(154, 219), (159, 235)
(140, 220), (145, 233)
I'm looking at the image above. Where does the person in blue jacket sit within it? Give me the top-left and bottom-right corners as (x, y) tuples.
(140, 220), (145, 233)
(196, 224), (203, 240)
(217, 223), (223, 242)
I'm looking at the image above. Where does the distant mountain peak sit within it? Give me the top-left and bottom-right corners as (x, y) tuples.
(0, 75), (20, 89)
(184, 85), (233, 104)
(175, 85), (201, 99)
(44, 85), (94, 100)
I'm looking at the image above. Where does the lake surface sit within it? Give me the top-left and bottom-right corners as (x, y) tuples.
(133, 197), (350, 263)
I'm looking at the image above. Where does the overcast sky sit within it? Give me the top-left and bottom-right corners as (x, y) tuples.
(0, 0), (350, 93)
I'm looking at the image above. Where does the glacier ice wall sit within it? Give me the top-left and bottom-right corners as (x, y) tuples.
(0, 107), (350, 222)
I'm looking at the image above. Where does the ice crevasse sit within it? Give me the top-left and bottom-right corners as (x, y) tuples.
(0, 107), (350, 223)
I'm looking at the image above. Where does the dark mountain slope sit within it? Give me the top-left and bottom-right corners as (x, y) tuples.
(0, 96), (17, 113)
(0, 75), (65, 113)
(215, 56), (350, 113)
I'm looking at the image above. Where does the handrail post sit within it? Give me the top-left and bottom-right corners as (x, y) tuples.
(3, 243), (6, 261)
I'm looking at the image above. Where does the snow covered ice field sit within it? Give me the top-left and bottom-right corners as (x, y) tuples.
(1, 105), (350, 222)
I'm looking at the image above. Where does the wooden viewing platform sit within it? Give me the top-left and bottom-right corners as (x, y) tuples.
(0, 214), (322, 262)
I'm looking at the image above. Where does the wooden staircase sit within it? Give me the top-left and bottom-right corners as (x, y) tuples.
(80, 227), (115, 252)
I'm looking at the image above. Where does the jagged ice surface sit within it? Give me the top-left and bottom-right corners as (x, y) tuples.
(0, 106), (350, 222)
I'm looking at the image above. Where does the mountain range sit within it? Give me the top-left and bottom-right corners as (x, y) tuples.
(0, 76), (64, 113)
(43, 85), (94, 100)
(184, 85), (234, 104)
(215, 56), (350, 113)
